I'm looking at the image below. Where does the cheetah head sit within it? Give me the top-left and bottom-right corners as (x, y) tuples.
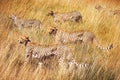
(47, 11), (54, 16)
(48, 27), (58, 36)
(9, 14), (17, 20)
(95, 5), (103, 11)
(18, 36), (31, 46)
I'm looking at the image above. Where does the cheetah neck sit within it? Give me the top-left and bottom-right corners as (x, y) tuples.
(25, 40), (31, 47)
(14, 17), (17, 25)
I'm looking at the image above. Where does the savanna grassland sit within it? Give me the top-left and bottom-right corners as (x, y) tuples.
(0, 0), (120, 80)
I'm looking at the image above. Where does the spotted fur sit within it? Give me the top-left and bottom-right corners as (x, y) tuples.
(18, 36), (74, 68)
(110, 10), (120, 15)
(48, 27), (113, 50)
(47, 11), (82, 23)
(9, 15), (42, 29)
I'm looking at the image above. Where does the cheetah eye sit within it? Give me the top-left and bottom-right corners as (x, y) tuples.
(26, 55), (29, 58)
(19, 41), (23, 44)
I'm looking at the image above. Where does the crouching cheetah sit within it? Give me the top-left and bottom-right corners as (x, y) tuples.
(48, 27), (113, 50)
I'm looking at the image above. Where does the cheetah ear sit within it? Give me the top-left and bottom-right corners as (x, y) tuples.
(26, 37), (31, 42)
(78, 33), (83, 37)
(48, 10), (54, 16)
(8, 15), (13, 19)
(52, 27), (58, 35)
(9, 14), (16, 19)
(26, 37), (29, 39)
(54, 27), (58, 32)
(51, 47), (57, 52)
(50, 10), (54, 13)
(109, 44), (113, 49)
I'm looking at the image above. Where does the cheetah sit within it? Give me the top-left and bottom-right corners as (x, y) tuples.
(9, 15), (42, 29)
(95, 5), (105, 11)
(47, 11), (82, 23)
(48, 27), (113, 50)
(18, 36), (74, 68)
(109, 10), (120, 15)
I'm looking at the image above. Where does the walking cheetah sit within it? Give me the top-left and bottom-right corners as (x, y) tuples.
(48, 27), (113, 50)
(47, 11), (82, 23)
(18, 36), (74, 68)
(109, 10), (120, 15)
(9, 15), (42, 29)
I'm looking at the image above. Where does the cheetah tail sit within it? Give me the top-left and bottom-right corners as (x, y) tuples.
(94, 39), (113, 50)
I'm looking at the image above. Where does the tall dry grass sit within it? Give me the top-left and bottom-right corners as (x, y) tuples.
(0, 0), (120, 80)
